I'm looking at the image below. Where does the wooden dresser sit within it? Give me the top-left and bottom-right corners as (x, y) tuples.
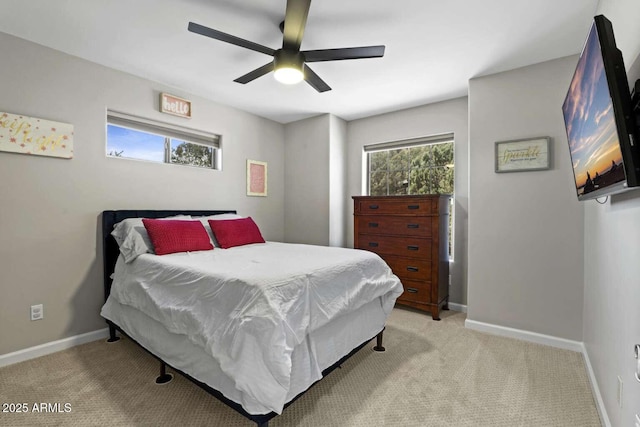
(353, 195), (451, 320)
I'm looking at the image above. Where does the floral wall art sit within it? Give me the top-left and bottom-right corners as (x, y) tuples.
(0, 112), (73, 159)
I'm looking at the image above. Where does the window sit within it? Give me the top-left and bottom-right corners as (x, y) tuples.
(365, 133), (454, 258)
(366, 135), (454, 196)
(106, 111), (221, 170)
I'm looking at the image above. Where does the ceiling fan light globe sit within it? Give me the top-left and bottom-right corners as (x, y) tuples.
(274, 67), (304, 84)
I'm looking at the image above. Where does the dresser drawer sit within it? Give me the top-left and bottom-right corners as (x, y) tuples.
(397, 279), (432, 304)
(355, 198), (432, 215)
(383, 255), (432, 281)
(356, 234), (432, 259)
(355, 216), (432, 237)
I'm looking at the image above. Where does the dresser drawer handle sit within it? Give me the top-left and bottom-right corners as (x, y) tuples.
(369, 204), (379, 209)
(407, 205), (420, 210)
(407, 245), (419, 251)
(368, 222), (379, 228)
(407, 224), (419, 229)
(406, 287), (419, 293)
(407, 266), (419, 272)
(368, 242), (379, 247)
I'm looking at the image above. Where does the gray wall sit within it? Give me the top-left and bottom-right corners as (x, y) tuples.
(586, 1), (640, 425)
(329, 115), (347, 247)
(467, 56), (584, 340)
(346, 98), (469, 305)
(0, 32), (285, 355)
(283, 113), (348, 247)
(283, 114), (330, 245)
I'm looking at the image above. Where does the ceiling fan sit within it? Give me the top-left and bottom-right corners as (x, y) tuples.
(187, 0), (385, 93)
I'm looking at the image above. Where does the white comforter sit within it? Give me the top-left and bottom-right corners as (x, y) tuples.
(104, 242), (403, 414)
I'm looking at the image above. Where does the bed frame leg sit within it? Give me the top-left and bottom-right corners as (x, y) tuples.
(107, 322), (120, 343)
(373, 330), (385, 352)
(155, 362), (173, 384)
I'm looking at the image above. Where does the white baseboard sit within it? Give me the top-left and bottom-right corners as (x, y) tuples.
(464, 319), (610, 426)
(580, 343), (611, 427)
(464, 319), (583, 352)
(0, 328), (109, 368)
(447, 302), (467, 313)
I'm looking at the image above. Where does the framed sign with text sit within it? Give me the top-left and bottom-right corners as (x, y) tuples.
(0, 112), (73, 159)
(160, 93), (191, 118)
(495, 137), (551, 173)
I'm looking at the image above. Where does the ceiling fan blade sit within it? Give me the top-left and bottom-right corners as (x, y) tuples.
(303, 46), (386, 62)
(188, 22), (275, 56)
(303, 64), (331, 93)
(234, 62), (275, 84)
(282, 0), (311, 51)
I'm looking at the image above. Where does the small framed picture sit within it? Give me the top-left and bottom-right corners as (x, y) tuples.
(495, 137), (551, 173)
(247, 159), (267, 197)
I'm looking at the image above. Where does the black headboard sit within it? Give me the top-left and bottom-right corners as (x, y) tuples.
(102, 210), (236, 302)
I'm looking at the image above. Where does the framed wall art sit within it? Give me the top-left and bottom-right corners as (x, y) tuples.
(247, 159), (267, 197)
(495, 137), (550, 173)
(0, 112), (73, 159)
(160, 93), (192, 119)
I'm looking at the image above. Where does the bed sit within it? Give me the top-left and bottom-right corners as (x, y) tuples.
(100, 210), (403, 426)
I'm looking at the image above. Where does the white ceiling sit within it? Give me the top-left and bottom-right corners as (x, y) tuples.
(0, 0), (599, 124)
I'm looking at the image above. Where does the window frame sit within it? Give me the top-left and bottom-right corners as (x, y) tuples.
(364, 133), (454, 197)
(106, 111), (222, 171)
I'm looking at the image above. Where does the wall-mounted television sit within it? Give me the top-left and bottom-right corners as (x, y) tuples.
(562, 15), (640, 201)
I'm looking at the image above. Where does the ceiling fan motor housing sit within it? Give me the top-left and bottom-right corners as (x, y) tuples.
(274, 49), (304, 73)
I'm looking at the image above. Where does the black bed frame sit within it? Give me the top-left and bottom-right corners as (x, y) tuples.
(102, 210), (385, 427)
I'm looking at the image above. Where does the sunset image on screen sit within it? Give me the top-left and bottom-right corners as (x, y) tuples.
(562, 22), (624, 196)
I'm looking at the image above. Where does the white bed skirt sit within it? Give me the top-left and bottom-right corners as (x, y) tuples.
(101, 296), (388, 415)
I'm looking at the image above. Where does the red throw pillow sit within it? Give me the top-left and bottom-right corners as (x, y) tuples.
(142, 219), (213, 255)
(208, 217), (265, 249)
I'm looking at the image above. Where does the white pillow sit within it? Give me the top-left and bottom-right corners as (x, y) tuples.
(192, 214), (244, 247)
(112, 215), (191, 262)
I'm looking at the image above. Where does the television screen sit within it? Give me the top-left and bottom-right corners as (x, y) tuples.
(562, 15), (639, 200)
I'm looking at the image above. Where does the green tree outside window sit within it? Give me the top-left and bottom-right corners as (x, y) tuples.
(170, 140), (214, 168)
(369, 142), (453, 196)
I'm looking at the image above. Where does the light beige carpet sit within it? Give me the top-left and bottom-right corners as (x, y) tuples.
(0, 308), (601, 426)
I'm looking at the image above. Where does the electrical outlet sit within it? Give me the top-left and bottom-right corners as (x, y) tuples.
(617, 375), (623, 408)
(30, 304), (43, 321)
